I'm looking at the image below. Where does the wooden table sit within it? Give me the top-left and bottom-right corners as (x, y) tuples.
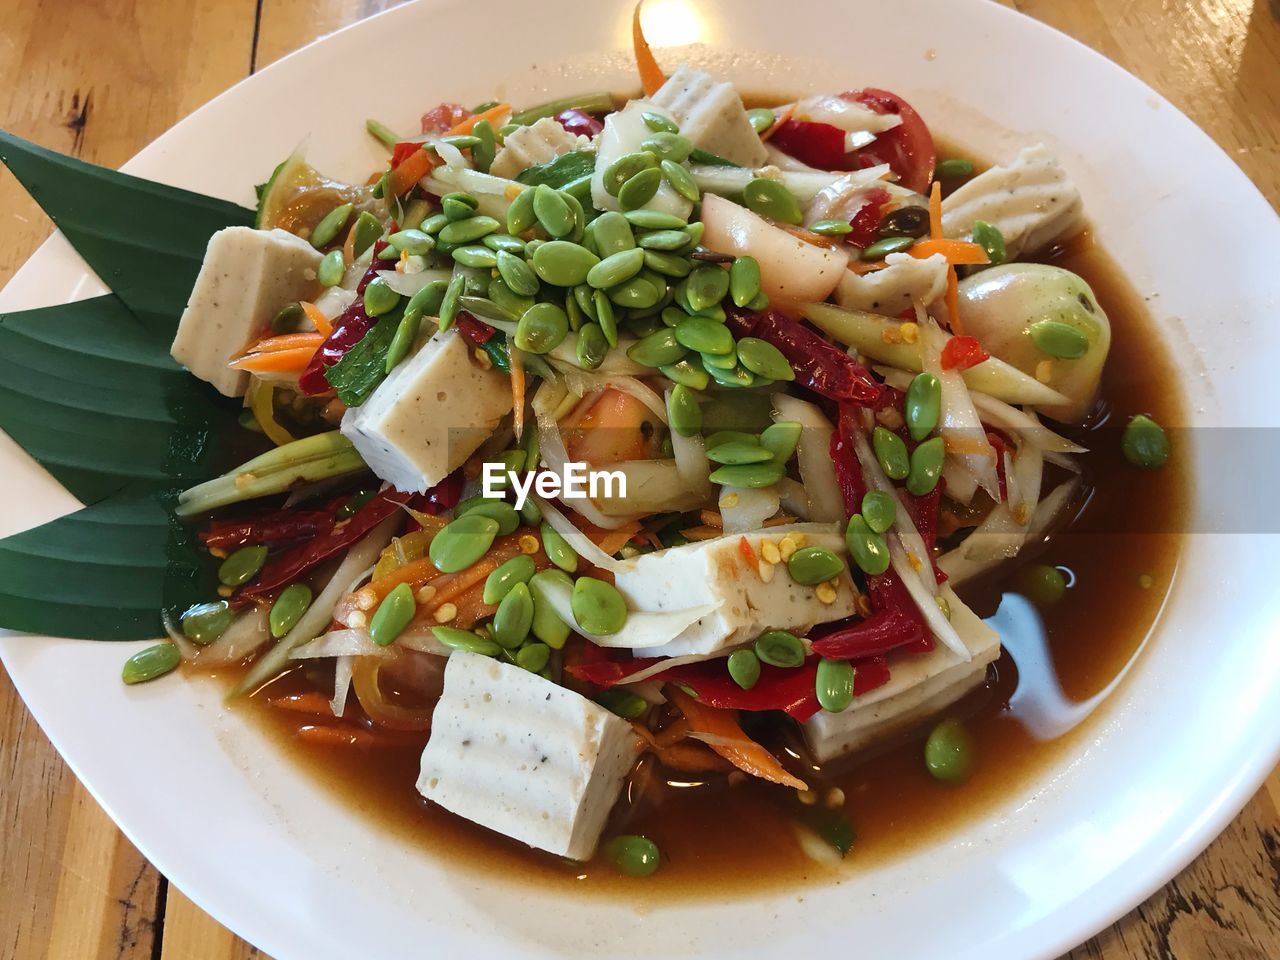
(1, 1), (1278, 957)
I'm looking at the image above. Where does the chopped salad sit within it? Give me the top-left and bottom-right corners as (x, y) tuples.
(145, 22), (1173, 875)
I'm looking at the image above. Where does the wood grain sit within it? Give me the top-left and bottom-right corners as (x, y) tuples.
(0, 1), (1277, 958)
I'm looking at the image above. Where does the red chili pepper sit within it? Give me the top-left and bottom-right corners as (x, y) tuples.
(830, 420), (867, 514)
(299, 243), (390, 395)
(420, 102), (471, 135)
(940, 335), (989, 371)
(853, 656), (892, 695)
(555, 108), (604, 138)
(455, 312), (496, 345)
(200, 511), (334, 551)
(390, 141), (422, 169)
(986, 429), (1012, 502)
(726, 307), (880, 404)
(841, 89), (937, 194)
(847, 187), (890, 249)
(768, 118), (849, 170)
(908, 482), (943, 554)
(235, 489), (410, 602)
(410, 468), (465, 515)
(660, 658), (823, 722)
(810, 607), (927, 660)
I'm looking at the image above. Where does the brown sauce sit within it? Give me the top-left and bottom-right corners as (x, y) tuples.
(224, 150), (1190, 897)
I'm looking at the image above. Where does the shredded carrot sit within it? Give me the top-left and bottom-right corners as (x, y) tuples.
(448, 102), (511, 137)
(242, 332), (325, 354)
(229, 346), (318, 373)
(388, 147), (436, 198)
(667, 688), (808, 790)
(780, 223), (839, 248)
(760, 104), (795, 142)
(296, 724), (408, 749)
(945, 268), (963, 335)
(910, 238), (989, 265)
(342, 218), (359, 264)
(847, 258), (888, 275)
(510, 347), (526, 442)
(928, 179), (966, 334)
(580, 519), (642, 556)
(632, 1), (666, 96)
(300, 301), (333, 338)
(928, 180), (943, 239)
(269, 692), (333, 717)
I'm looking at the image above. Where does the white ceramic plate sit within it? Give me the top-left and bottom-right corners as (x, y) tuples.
(3, 0), (1279, 957)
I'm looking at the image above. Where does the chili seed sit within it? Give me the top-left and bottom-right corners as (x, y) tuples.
(362, 276), (401, 317)
(816, 658), (855, 712)
(122, 643), (181, 685)
(708, 461), (785, 488)
(905, 372), (942, 441)
(844, 515), (890, 576)
(1028, 320), (1089, 359)
(492, 582), (535, 648)
(743, 178), (803, 225)
(370, 582), (416, 646)
(872, 426), (910, 480)
(572, 576), (629, 635)
(788, 546), (845, 585)
(755, 629), (806, 668)
(429, 514), (501, 573)
(925, 717), (975, 782)
(736, 337), (794, 381)
(861, 235), (915, 260)
(317, 249), (345, 287)
(759, 420), (802, 462)
(483, 554), (537, 605)
(432, 626), (501, 656)
(310, 202), (353, 248)
(540, 521), (579, 573)
(906, 436), (946, 496)
(607, 835), (660, 877)
(531, 240), (599, 287)
(618, 167), (663, 211)
(269, 583), (313, 638)
(218, 545), (267, 587)
(727, 648), (761, 690)
(516, 302), (570, 354)
(860, 490), (898, 534)
(181, 601), (232, 646)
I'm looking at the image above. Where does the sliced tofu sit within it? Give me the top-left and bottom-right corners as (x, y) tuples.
(417, 652), (642, 861)
(489, 117), (591, 180)
(649, 65), (768, 168)
(802, 587), (1000, 763)
(171, 226), (323, 397)
(836, 251), (949, 316)
(941, 144), (1084, 261)
(611, 523), (858, 658)
(340, 327), (511, 493)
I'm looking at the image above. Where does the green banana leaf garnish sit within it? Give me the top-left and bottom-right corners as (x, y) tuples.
(0, 131), (260, 640)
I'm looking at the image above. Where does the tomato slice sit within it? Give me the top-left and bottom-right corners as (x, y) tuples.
(842, 88), (936, 194)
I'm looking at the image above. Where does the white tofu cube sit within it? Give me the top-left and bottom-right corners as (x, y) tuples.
(802, 587), (1000, 763)
(590, 101), (693, 221)
(417, 652), (642, 861)
(489, 117), (590, 180)
(649, 65), (768, 168)
(340, 328), (512, 493)
(611, 523), (858, 658)
(941, 144), (1084, 261)
(171, 227), (323, 397)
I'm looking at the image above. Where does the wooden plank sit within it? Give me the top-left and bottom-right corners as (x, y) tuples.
(0, 673), (160, 960)
(253, 0), (405, 72)
(158, 888), (270, 960)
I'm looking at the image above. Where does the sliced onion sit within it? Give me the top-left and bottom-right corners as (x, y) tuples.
(547, 341), (649, 377)
(940, 460), (980, 505)
(1010, 441), (1044, 526)
(330, 655), (354, 717)
(670, 424), (712, 496)
(794, 95), (903, 134)
(888, 537), (969, 662)
(614, 651), (726, 686)
(594, 460), (709, 517)
(376, 268), (453, 297)
(970, 393), (1087, 454)
(534, 494), (625, 572)
(397, 625), (453, 657)
(557, 371), (668, 423)
(1042, 449), (1083, 474)
(719, 485), (780, 535)
(161, 610), (199, 661)
(772, 394), (843, 522)
(313, 286), (357, 322)
(196, 606), (271, 667)
(776, 477), (811, 520)
(851, 428), (937, 599)
(920, 316), (1001, 499)
(232, 515), (401, 696)
(290, 628), (392, 660)
(804, 165), (896, 227)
